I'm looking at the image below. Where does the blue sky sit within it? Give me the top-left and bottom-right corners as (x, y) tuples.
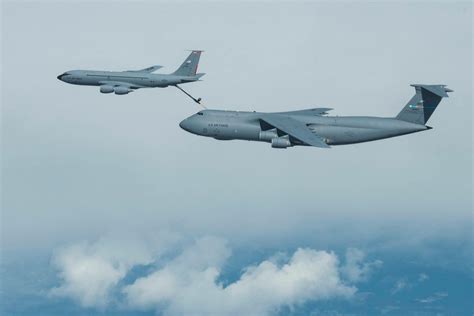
(1, 1), (472, 315)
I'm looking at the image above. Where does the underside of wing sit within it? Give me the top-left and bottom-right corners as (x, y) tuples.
(259, 114), (330, 148)
(276, 108), (333, 116)
(99, 81), (146, 89)
(99, 81), (140, 95)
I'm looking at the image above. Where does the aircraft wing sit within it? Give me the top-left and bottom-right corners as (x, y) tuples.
(260, 114), (330, 148)
(277, 108), (333, 116)
(98, 81), (146, 89)
(127, 65), (163, 73)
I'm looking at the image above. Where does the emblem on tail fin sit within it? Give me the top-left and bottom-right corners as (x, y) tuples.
(396, 84), (452, 125)
(172, 50), (203, 77)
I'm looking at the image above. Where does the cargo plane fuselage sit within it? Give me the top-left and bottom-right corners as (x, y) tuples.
(180, 84), (452, 149)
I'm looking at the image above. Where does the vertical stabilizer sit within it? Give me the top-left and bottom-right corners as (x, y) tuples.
(396, 84), (452, 125)
(172, 50), (203, 77)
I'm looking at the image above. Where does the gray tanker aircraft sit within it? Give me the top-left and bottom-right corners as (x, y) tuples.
(180, 84), (452, 148)
(57, 50), (204, 102)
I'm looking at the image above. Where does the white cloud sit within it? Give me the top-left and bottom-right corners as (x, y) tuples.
(340, 248), (382, 283)
(379, 305), (400, 314)
(49, 232), (179, 308)
(122, 236), (232, 312)
(391, 278), (410, 295)
(389, 273), (433, 297)
(415, 292), (448, 304)
(417, 273), (429, 282)
(123, 238), (357, 316)
(49, 235), (380, 315)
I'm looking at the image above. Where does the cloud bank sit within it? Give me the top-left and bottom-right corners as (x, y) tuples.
(340, 248), (383, 283)
(50, 235), (381, 316)
(49, 237), (152, 308)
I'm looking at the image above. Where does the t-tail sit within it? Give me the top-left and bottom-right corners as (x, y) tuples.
(396, 84), (453, 125)
(172, 50), (204, 77)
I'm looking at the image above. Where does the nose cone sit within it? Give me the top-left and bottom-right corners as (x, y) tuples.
(179, 118), (191, 132)
(57, 73), (66, 81)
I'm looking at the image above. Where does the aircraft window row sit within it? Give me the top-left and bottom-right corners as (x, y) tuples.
(197, 112), (203, 115)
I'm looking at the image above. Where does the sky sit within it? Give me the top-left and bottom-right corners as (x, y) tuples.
(1, 1), (473, 315)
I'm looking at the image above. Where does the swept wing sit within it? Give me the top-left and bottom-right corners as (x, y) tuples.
(276, 108), (333, 116)
(260, 114), (330, 148)
(127, 65), (163, 73)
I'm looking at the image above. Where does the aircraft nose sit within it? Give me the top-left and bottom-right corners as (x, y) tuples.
(57, 73), (65, 81)
(179, 118), (191, 131)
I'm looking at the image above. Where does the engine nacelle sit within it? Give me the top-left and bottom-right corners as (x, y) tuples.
(114, 87), (132, 95)
(259, 129), (278, 142)
(100, 85), (114, 94)
(271, 137), (291, 149)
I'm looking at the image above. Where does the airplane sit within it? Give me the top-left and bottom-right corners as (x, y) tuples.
(179, 84), (452, 149)
(57, 50), (205, 103)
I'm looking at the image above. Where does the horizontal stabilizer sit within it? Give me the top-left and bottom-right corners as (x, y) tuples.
(194, 73), (206, 79)
(410, 84), (453, 98)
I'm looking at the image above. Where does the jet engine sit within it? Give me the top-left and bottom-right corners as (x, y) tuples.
(271, 137), (291, 149)
(100, 85), (114, 94)
(114, 87), (132, 95)
(259, 129), (278, 142)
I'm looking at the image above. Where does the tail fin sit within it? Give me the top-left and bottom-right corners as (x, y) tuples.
(396, 84), (452, 125)
(172, 50), (203, 76)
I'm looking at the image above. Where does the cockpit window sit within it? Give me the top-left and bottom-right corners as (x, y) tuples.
(197, 112), (204, 116)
